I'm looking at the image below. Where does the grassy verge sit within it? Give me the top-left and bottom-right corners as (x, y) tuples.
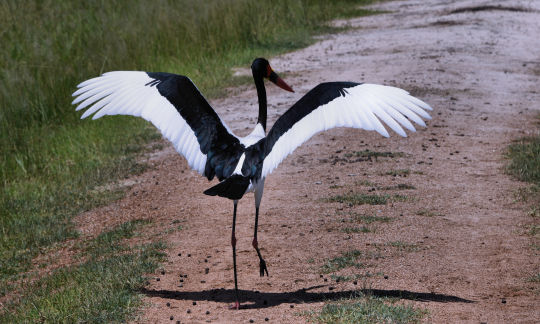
(1, 0), (381, 320)
(0, 122), (157, 292)
(507, 132), (540, 188)
(506, 121), (540, 198)
(506, 115), (540, 287)
(1, 220), (165, 323)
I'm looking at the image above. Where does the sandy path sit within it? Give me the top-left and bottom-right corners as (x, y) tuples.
(79, 0), (540, 322)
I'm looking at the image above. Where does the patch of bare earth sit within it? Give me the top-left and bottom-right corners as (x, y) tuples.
(70, 0), (540, 322)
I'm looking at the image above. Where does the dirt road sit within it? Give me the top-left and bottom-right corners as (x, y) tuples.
(79, 0), (540, 322)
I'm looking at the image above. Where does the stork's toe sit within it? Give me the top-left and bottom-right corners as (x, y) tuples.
(259, 259), (269, 277)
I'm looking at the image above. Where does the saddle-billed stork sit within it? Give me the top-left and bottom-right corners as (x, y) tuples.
(73, 57), (432, 309)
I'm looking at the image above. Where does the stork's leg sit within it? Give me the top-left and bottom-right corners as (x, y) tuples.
(252, 206), (268, 276)
(230, 200), (240, 310)
(253, 182), (268, 276)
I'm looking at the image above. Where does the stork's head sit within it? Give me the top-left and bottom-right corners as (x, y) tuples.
(251, 58), (294, 92)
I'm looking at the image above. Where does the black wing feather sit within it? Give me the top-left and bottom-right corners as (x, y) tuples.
(265, 82), (359, 155)
(147, 72), (244, 180)
(242, 82), (359, 178)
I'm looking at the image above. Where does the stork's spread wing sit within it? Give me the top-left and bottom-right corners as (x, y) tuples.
(73, 71), (243, 180)
(258, 82), (432, 178)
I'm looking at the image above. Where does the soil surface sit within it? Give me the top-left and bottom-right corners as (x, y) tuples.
(78, 0), (540, 322)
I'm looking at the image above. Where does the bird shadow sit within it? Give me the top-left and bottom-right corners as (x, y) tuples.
(139, 285), (474, 309)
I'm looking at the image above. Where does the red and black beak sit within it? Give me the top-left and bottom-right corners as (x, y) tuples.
(267, 67), (294, 93)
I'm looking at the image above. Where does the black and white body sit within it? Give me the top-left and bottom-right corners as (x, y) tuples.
(73, 57), (432, 309)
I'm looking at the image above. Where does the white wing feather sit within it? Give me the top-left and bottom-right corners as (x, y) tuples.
(261, 83), (432, 178)
(73, 71), (214, 175)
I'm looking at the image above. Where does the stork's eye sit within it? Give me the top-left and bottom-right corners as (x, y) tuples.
(266, 65), (273, 78)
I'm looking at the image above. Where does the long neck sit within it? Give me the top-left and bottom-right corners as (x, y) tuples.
(254, 76), (267, 132)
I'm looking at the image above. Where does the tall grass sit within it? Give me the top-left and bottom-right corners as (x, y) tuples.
(1, 0), (342, 183)
(0, 0), (379, 318)
(0, 0), (375, 271)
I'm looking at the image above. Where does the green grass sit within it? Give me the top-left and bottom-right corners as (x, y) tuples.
(0, 126), (155, 294)
(330, 274), (358, 282)
(507, 130), (540, 226)
(0, 0), (380, 188)
(326, 193), (409, 206)
(505, 118), (540, 265)
(380, 183), (416, 190)
(351, 213), (393, 224)
(370, 241), (420, 254)
(356, 180), (377, 187)
(506, 121), (540, 207)
(329, 272), (383, 282)
(339, 213), (394, 234)
(309, 294), (427, 324)
(385, 241), (419, 252)
(327, 193), (389, 205)
(342, 226), (373, 234)
(1, 0), (381, 320)
(1, 243), (166, 323)
(85, 219), (151, 258)
(355, 181), (415, 191)
(321, 250), (366, 273)
(527, 206), (539, 218)
(344, 150), (405, 159)
(526, 224), (539, 237)
(507, 133), (540, 186)
(0, 220), (166, 323)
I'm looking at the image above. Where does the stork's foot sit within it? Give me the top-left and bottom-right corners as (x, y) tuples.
(252, 238), (269, 277)
(229, 301), (240, 310)
(259, 258), (269, 277)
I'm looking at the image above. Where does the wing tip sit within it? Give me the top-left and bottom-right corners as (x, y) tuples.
(91, 112), (103, 120)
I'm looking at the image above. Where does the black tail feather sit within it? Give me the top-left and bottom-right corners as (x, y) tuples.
(203, 175), (250, 200)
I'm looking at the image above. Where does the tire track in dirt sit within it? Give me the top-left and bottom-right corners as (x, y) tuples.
(75, 0), (540, 322)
